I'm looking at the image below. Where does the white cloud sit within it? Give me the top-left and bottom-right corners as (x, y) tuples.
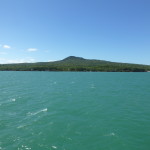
(3, 45), (11, 49)
(27, 48), (38, 52)
(0, 58), (35, 64)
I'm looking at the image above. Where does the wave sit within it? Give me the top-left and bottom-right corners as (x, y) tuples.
(52, 146), (57, 149)
(27, 108), (48, 116)
(104, 132), (116, 136)
(0, 98), (16, 106)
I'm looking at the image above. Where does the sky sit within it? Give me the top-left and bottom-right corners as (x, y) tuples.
(0, 0), (150, 64)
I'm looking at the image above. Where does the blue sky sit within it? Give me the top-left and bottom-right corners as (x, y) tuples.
(0, 0), (150, 64)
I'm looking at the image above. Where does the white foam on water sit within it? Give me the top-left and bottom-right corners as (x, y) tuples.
(17, 125), (26, 129)
(21, 145), (31, 150)
(11, 98), (16, 102)
(0, 98), (17, 106)
(7, 98), (16, 103)
(105, 132), (116, 136)
(13, 137), (21, 142)
(110, 132), (115, 136)
(27, 108), (48, 116)
(42, 108), (48, 112)
(52, 146), (57, 149)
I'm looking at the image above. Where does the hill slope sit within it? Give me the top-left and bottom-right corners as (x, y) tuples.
(0, 56), (150, 72)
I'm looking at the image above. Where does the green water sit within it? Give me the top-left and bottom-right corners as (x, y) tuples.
(0, 72), (150, 150)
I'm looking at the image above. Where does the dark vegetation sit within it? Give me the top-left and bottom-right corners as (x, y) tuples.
(0, 56), (150, 72)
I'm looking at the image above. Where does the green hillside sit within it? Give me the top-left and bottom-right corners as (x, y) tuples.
(0, 56), (150, 72)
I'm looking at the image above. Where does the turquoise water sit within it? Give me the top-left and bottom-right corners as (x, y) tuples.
(0, 72), (150, 150)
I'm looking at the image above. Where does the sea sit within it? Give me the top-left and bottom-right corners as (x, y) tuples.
(0, 71), (150, 150)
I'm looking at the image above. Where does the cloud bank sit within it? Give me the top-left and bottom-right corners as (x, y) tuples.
(27, 48), (38, 52)
(3, 45), (11, 49)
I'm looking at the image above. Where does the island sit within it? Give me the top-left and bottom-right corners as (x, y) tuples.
(0, 56), (150, 72)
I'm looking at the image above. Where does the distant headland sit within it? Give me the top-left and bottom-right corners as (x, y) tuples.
(0, 56), (150, 72)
